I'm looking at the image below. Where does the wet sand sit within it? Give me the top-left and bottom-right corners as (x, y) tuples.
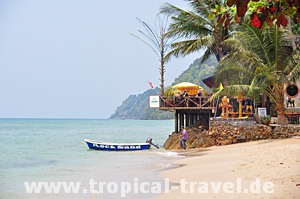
(156, 137), (300, 199)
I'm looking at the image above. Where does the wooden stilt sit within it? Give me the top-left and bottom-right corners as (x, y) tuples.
(174, 110), (178, 133)
(180, 113), (184, 128)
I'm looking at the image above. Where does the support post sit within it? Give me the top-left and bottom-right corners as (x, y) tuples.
(180, 113), (184, 128)
(174, 110), (178, 133)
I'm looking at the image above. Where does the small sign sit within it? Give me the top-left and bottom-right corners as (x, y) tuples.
(257, 108), (267, 117)
(149, 95), (160, 108)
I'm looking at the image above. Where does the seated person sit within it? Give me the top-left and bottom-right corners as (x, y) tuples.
(286, 97), (295, 107)
(182, 90), (189, 107)
(196, 89), (203, 106)
(174, 91), (181, 98)
(242, 100), (246, 112)
(174, 91), (183, 106)
(245, 98), (253, 113)
(197, 89), (202, 97)
(182, 90), (188, 97)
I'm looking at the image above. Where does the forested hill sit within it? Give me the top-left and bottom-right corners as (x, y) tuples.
(109, 89), (173, 120)
(172, 56), (218, 90)
(109, 56), (218, 120)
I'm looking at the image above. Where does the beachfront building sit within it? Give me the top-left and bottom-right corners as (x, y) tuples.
(155, 76), (300, 132)
(285, 81), (300, 107)
(156, 82), (213, 132)
(284, 81), (300, 124)
(202, 75), (300, 124)
(159, 96), (213, 133)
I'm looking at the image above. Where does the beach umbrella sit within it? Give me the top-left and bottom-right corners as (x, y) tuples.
(171, 82), (205, 95)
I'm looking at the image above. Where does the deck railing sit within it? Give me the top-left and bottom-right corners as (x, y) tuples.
(160, 96), (211, 109)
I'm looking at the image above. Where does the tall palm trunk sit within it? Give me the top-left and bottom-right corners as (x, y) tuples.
(160, 35), (166, 96)
(214, 25), (228, 61)
(274, 82), (287, 125)
(160, 59), (165, 96)
(276, 98), (287, 125)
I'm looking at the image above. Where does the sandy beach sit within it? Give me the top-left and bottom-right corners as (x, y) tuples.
(157, 137), (300, 199)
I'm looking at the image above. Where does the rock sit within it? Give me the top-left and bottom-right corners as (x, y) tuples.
(163, 120), (300, 150)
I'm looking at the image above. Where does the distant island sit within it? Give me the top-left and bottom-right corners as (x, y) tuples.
(110, 55), (217, 120)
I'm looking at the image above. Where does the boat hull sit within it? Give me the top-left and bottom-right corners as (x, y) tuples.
(84, 139), (151, 151)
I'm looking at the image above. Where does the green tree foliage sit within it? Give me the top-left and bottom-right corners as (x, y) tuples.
(292, 22), (300, 35)
(173, 56), (217, 90)
(213, 25), (300, 124)
(109, 89), (174, 120)
(214, 0), (300, 29)
(160, 0), (230, 63)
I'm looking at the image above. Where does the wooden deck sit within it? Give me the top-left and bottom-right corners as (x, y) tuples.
(159, 96), (214, 111)
(159, 96), (213, 132)
(159, 106), (214, 111)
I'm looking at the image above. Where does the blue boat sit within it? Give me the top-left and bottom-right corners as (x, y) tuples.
(84, 139), (153, 151)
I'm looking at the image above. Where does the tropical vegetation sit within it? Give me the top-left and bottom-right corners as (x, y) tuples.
(213, 25), (300, 124)
(112, 0), (300, 123)
(172, 55), (217, 90)
(109, 89), (173, 120)
(160, 0), (230, 63)
(160, 0), (299, 125)
(213, 0), (300, 29)
(131, 15), (171, 96)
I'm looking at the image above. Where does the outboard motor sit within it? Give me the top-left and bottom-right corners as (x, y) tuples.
(146, 138), (159, 148)
(146, 138), (153, 144)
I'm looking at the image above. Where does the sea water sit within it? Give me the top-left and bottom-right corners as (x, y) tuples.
(0, 119), (181, 199)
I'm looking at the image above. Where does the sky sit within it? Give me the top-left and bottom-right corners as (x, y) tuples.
(0, 0), (203, 119)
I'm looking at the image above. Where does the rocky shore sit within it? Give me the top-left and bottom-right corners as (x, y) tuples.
(164, 119), (300, 150)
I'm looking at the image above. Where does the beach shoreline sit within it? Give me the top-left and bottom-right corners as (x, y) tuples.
(156, 137), (300, 199)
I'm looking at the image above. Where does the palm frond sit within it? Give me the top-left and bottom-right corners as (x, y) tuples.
(201, 47), (215, 63)
(130, 33), (160, 58)
(160, 0), (229, 63)
(167, 37), (210, 58)
(288, 61), (300, 82)
(214, 64), (253, 84)
(209, 85), (259, 101)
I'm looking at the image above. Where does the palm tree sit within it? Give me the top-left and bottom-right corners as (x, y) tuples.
(131, 15), (172, 96)
(213, 25), (300, 124)
(160, 0), (230, 63)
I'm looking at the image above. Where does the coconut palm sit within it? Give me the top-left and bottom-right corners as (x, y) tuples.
(160, 0), (230, 63)
(213, 25), (300, 124)
(131, 15), (172, 96)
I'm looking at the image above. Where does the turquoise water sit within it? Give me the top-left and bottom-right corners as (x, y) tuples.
(0, 119), (178, 199)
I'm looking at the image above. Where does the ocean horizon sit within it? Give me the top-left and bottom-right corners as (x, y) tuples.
(0, 118), (181, 199)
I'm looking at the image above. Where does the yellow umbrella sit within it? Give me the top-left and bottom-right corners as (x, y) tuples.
(171, 82), (205, 95)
